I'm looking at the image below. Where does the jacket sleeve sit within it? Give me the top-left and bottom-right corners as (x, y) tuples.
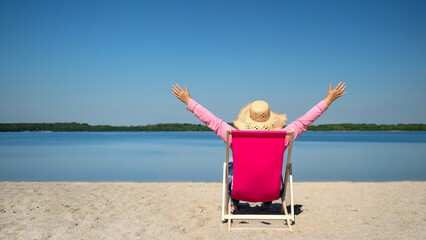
(283, 100), (328, 145)
(187, 99), (236, 144)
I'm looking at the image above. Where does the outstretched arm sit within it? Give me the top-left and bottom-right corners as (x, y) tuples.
(172, 84), (235, 143)
(284, 82), (347, 143)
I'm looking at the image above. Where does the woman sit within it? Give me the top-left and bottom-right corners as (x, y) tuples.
(172, 82), (347, 210)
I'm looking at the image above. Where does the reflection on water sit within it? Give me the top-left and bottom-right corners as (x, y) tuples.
(0, 132), (425, 182)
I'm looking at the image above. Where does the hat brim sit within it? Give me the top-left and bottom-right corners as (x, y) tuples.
(233, 104), (287, 131)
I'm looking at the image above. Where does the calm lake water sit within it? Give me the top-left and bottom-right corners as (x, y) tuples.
(0, 132), (425, 182)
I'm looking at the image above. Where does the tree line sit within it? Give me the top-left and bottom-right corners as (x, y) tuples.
(0, 122), (425, 132)
(307, 123), (426, 131)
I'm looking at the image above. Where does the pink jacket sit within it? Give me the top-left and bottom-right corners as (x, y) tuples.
(187, 99), (329, 147)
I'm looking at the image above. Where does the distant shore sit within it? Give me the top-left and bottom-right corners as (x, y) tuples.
(0, 123), (425, 132)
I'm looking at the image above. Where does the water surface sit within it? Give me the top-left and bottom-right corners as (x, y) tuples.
(0, 132), (425, 182)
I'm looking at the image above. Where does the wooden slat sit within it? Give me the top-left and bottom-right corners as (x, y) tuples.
(224, 214), (292, 220)
(221, 162), (227, 222)
(290, 167), (295, 222)
(227, 200), (231, 231)
(229, 227), (292, 231)
(282, 130), (294, 201)
(225, 130), (230, 181)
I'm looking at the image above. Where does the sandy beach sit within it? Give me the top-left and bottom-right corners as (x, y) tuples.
(0, 181), (425, 239)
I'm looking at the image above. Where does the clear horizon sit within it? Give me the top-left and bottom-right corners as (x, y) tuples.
(1, 0), (425, 126)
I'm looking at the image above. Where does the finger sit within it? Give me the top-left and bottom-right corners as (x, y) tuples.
(329, 83), (332, 91)
(340, 86), (347, 93)
(176, 84), (183, 91)
(176, 84), (184, 91)
(172, 86), (179, 93)
(185, 85), (188, 92)
(173, 86), (183, 94)
(338, 83), (346, 91)
(172, 88), (180, 95)
(339, 92), (347, 97)
(334, 81), (342, 90)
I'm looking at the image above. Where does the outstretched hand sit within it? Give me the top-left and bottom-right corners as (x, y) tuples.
(323, 82), (347, 106)
(172, 84), (192, 105)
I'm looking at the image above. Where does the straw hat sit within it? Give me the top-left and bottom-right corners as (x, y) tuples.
(232, 100), (287, 131)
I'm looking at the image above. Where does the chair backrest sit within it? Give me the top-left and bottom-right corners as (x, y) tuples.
(229, 130), (288, 202)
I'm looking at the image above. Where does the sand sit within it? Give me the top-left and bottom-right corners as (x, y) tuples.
(0, 181), (425, 239)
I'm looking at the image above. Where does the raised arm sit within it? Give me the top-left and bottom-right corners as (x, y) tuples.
(284, 82), (347, 143)
(172, 84), (235, 143)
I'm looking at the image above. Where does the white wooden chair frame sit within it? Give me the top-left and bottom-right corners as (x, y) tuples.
(221, 130), (295, 231)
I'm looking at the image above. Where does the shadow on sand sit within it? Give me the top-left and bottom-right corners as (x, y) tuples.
(234, 203), (302, 215)
(228, 203), (303, 225)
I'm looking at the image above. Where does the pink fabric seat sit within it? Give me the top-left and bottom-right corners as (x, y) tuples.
(231, 130), (287, 203)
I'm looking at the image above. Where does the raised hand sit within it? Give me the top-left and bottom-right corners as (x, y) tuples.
(323, 82), (347, 106)
(172, 84), (192, 105)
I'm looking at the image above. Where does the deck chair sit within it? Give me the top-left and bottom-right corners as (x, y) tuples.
(221, 130), (295, 231)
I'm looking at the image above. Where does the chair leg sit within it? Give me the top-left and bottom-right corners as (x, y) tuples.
(290, 170), (295, 222)
(227, 198), (232, 231)
(282, 200), (293, 231)
(222, 162), (227, 223)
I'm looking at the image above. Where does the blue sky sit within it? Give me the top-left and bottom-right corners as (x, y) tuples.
(0, 0), (425, 125)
